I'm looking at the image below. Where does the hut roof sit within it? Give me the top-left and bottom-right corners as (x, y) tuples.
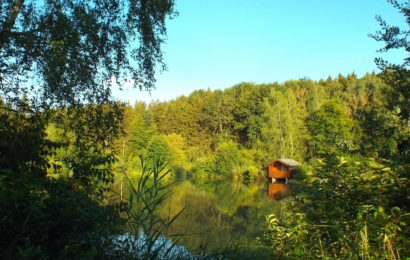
(274, 159), (301, 167)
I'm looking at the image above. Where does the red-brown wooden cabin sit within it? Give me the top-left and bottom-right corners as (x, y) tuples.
(266, 159), (301, 180)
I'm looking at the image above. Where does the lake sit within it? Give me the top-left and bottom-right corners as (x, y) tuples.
(156, 178), (290, 256)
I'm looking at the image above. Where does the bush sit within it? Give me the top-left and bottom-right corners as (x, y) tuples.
(259, 156), (410, 258)
(0, 173), (121, 259)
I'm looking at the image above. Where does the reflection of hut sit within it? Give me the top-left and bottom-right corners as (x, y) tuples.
(268, 182), (289, 200)
(266, 159), (301, 181)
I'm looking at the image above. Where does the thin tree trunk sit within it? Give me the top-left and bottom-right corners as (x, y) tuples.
(290, 132), (294, 158)
(121, 139), (125, 201)
(287, 98), (294, 158)
(276, 108), (285, 158)
(218, 210), (221, 229)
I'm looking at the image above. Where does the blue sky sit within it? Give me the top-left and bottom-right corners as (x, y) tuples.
(113, 0), (407, 104)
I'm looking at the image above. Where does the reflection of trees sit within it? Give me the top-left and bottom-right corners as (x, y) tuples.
(210, 181), (249, 216)
(158, 181), (228, 252)
(158, 181), (281, 253)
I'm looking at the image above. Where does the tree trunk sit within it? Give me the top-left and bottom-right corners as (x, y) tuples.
(276, 108), (285, 158)
(290, 132), (294, 158)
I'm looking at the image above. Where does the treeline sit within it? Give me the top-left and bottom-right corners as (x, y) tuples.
(116, 69), (410, 257)
(116, 73), (392, 180)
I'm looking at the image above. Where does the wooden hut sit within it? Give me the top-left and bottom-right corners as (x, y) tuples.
(266, 159), (301, 181)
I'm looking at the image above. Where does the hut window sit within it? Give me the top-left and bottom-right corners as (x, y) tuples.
(280, 165), (286, 171)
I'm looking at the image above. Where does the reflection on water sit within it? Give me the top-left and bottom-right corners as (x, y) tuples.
(157, 179), (288, 255)
(267, 181), (290, 200)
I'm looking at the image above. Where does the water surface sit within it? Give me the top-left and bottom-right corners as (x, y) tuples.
(157, 179), (288, 254)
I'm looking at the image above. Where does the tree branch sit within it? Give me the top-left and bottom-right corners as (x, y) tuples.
(0, 0), (25, 51)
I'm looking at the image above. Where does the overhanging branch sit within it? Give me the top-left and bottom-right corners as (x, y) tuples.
(0, 0), (26, 51)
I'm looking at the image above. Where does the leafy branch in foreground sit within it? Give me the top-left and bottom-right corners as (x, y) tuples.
(1, 0), (177, 107)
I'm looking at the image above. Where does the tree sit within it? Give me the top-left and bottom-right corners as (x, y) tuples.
(229, 83), (270, 147)
(201, 90), (235, 142)
(370, 0), (410, 164)
(261, 88), (306, 161)
(0, 1), (177, 257)
(146, 135), (172, 169)
(369, 0), (410, 211)
(126, 102), (156, 158)
(306, 101), (354, 158)
(162, 133), (187, 169)
(1, 0), (177, 106)
(1, 0), (177, 186)
(212, 141), (241, 178)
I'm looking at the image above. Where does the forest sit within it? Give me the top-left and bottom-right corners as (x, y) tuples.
(117, 73), (392, 180)
(110, 72), (410, 258)
(1, 0), (409, 259)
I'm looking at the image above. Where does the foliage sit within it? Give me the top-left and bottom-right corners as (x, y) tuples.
(212, 141), (241, 178)
(108, 159), (188, 259)
(144, 72), (388, 167)
(1, 0), (177, 107)
(259, 156), (410, 259)
(239, 148), (264, 181)
(258, 3), (410, 258)
(369, 0), (410, 211)
(0, 101), (126, 258)
(147, 130), (190, 184)
(306, 101), (354, 158)
(112, 68), (409, 257)
(0, 0), (176, 258)
(161, 133), (188, 169)
(189, 156), (215, 183)
(0, 97), (49, 177)
(2, 0), (410, 257)
(46, 104), (124, 194)
(261, 88), (306, 161)
(0, 172), (121, 259)
(123, 103), (156, 159)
